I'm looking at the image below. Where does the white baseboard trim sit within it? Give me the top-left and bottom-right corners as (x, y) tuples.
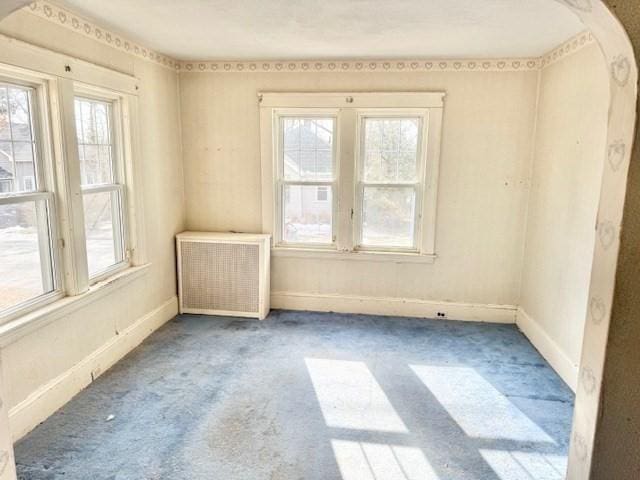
(516, 307), (578, 391)
(271, 291), (517, 324)
(8, 296), (178, 441)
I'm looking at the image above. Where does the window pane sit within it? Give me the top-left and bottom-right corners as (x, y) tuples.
(8, 87), (33, 141)
(0, 201), (54, 312)
(74, 97), (114, 186)
(363, 118), (420, 182)
(282, 117), (334, 181)
(83, 190), (123, 276)
(0, 84), (38, 194)
(361, 187), (416, 248)
(0, 87), (10, 140)
(283, 185), (332, 244)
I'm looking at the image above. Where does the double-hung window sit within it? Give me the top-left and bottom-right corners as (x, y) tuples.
(0, 53), (142, 324)
(357, 114), (424, 250)
(74, 95), (127, 279)
(0, 79), (59, 315)
(261, 92), (444, 261)
(277, 115), (337, 246)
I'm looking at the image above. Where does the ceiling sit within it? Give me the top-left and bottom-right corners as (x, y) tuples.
(57, 0), (585, 61)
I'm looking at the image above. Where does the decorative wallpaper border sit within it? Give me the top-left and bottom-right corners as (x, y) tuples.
(541, 30), (595, 68)
(176, 30), (594, 74)
(24, 1), (179, 70)
(22, 1), (595, 74)
(177, 58), (542, 73)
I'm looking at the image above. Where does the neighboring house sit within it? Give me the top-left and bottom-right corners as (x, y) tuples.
(0, 164), (12, 193)
(0, 122), (36, 194)
(282, 121), (332, 239)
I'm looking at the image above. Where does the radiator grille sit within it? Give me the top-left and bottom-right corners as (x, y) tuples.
(180, 241), (260, 313)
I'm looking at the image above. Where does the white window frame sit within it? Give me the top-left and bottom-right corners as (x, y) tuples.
(0, 70), (64, 322)
(354, 110), (429, 253)
(273, 109), (339, 249)
(260, 92), (444, 263)
(0, 38), (147, 326)
(74, 88), (129, 283)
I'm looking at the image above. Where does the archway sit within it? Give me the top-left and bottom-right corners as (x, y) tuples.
(548, 1), (637, 479)
(0, 1), (636, 479)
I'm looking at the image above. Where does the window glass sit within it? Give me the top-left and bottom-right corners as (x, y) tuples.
(359, 117), (422, 249)
(74, 98), (114, 186)
(0, 84), (38, 193)
(361, 187), (416, 248)
(0, 199), (54, 311)
(279, 116), (335, 245)
(282, 117), (334, 182)
(83, 190), (120, 276)
(283, 185), (332, 244)
(363, 118), (420, 183)
(75, 96), (125, 277)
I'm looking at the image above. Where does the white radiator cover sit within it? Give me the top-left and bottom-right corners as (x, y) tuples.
(176, 232), (271, 319)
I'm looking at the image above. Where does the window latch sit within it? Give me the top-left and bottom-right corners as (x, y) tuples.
(350, 208), (354, 220)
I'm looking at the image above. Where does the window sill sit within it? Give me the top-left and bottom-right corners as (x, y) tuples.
(271, 247), (437, 264)
(0, 263), (151, 347)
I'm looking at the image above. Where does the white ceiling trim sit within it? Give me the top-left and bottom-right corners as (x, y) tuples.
(20, 1), (594, 75)
(23, 1), (179, 70)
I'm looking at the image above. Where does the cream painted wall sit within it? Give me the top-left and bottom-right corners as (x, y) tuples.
(180, 70), (538, 308)
(0, 10), (185, 436)
(519, 43), (609, 385)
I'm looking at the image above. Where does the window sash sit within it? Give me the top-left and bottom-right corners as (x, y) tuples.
(274, 111), (338, 248)
(0, 78), (62, 323)
(74, 91), (129, 282)
(354, 112), (427, 252)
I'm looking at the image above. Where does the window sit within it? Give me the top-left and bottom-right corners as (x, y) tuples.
(0, 81), (59, 315)
(74, 96), (126, 278)
(357, 116), (423, 250)
(0, 50), (142, 323)
(277, 115), (336, 245)
(261, 92), (443, 260)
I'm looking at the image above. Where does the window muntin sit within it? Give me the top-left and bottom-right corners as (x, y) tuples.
(74, 96), (126, 279)
(277, 115), (336, 246)
(261, 93), (442, 259)
(0, 81), (58, 317)
(357, 116), (424, 251)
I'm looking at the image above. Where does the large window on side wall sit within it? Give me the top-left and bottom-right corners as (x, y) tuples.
(0, 78), (60, 318)
(260, 92), (444, 261)
(74, 95), (127, 279)
(0, 59), (144, 325)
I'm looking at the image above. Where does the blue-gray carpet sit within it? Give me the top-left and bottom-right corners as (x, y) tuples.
(15, 310), (574, 480)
